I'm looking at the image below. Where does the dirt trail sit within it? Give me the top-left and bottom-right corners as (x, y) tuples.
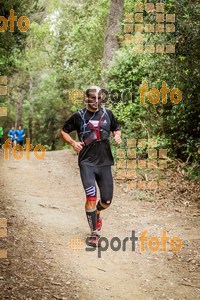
(0, 149), (199, 299)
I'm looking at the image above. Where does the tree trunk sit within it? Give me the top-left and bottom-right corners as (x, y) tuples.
(15, 88), (24, 129)
(101, 0), (124, 77)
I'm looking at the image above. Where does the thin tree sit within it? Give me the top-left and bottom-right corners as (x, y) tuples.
(101, 0), (124, 78)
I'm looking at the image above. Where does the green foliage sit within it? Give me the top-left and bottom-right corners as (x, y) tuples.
(0, 0), (199, 180)
(0, 0), (44, 74)
(107, 0), (200, 167)
(184, 162), (200, 182)
(55, 0), (109, 90)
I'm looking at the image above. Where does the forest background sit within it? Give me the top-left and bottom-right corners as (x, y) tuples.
(0, 0), (199, 180)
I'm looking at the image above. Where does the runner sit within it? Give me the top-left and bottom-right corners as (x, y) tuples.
(8, 126), (17, 147)
(61, 86), (122, 246)
(16, 125), (26, 146)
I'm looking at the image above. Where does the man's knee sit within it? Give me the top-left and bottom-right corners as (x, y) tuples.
(97, 199), (112, 211)
(103, 199), (112, 208)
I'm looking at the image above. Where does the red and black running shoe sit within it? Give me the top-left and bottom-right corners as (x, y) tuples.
(87, 233), (100, 247)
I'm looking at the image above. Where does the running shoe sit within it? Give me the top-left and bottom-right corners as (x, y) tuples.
(96, 217), (103, 231)
(87, 233), (100, 247)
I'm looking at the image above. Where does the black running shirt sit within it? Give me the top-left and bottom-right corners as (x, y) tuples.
(62, 107), (120, 166)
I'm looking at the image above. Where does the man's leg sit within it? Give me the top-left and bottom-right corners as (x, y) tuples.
(95, 166), (113, 229)
(79, 165), (98, 234)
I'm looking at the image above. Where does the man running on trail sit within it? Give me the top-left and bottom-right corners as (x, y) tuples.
(8, 126), (17, 147)
(61, 86), (122, 247)
(16, 125), (26, 146)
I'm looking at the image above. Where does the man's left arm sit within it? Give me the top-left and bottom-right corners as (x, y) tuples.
(108, 109), (122, 144)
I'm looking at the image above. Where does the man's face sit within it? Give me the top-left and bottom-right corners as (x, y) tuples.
(86, 91), (102, 111)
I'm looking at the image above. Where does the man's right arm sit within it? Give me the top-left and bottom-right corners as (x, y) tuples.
(60, 130), (84, 153)
(61, 113), (84, 153)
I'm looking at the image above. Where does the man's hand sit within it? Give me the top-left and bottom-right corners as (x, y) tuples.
(113, 131), (122, 144)
(60, 130), (84, 153)
(71, 141), (84, 152)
